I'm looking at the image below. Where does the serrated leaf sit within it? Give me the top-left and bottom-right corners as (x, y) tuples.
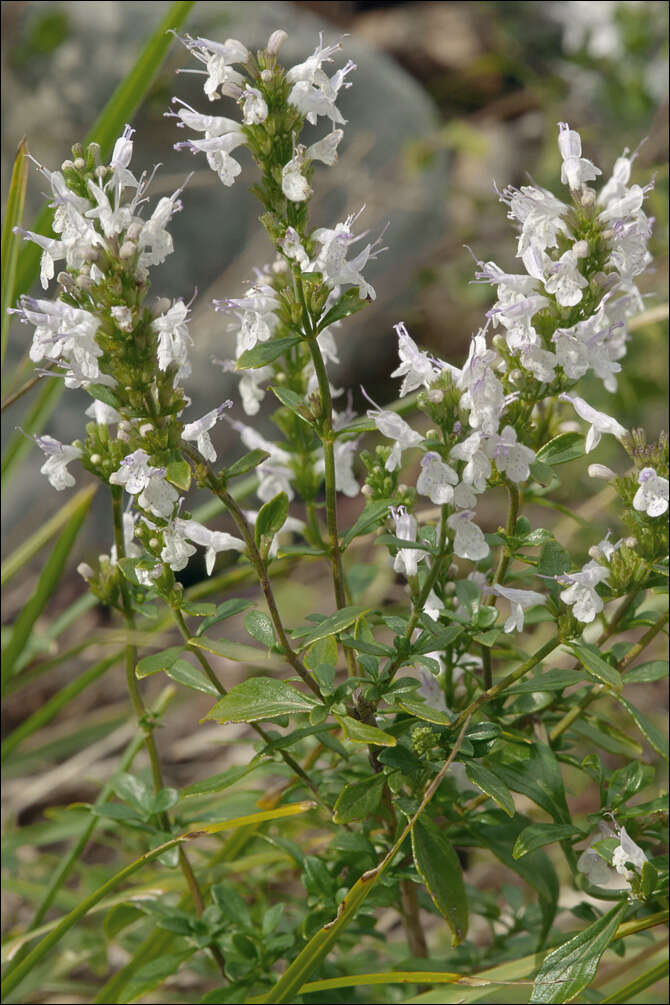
(530, 902), (627, 1003)
(513, 823), (583, 859)
(165, 459), (191, 492)
(333, 774), (386, 823)
(235, 335), (302, 370)
(244, 610), (276, 648)
(135, 646), (185, 679)
(294, 605), (370, 650)
(334, 714), (396, 747)
(616, 695), (668, 761)
(570, 643), (622, 690)
(255, 492), (289, 543)
(317, 287), (368, 330)
(271, 385), (312, 422)
(205, 677), (319, 723)
(465, 762), (515, 817)
(536, 432), (585, 467)
(412, 818), (469, 945)
(196, 598), (252, 636)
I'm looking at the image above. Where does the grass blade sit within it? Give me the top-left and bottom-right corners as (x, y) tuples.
(1, 138), (28, 366)
(1, 484), (98, 585)
(1, 378), (63, 487)
(1, 484), (95, 689)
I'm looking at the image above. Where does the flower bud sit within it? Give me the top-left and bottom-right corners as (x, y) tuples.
(117, 421), (132, 441)
(267, 29), (288, 55)
(77, 563), (95, 582)
(149, 537), (160, 549)
(578, 186), (595, 208)
(361, 484), (372, 497)
(95, 166), (107, 180)
(260, 69), (273, 83)
(90, 454), (102, 465)
(139, 423), (154, 436)
(426, 389), (443, 403)
(76, 273), (92, 289)
(119, 241), (136, 260)
(126, 222), (142, 241)
(61, 159), (74, 171)
(74, 157), (86, 171)
(624, 536), (637, 549)
(573, 240), (589, 259)
(588, 463), (616, 480)
(220, 82), (243, 99)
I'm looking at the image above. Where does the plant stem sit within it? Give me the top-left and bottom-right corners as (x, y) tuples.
(399, 878), (429, 959)
(491, 482), (520, 590)
(111, 490), (225, 978)
(0, 364), (53, 411)
(172, 608), (323, 801)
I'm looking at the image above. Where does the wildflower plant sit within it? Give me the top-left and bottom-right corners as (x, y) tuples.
(2, 18), (668, 1005)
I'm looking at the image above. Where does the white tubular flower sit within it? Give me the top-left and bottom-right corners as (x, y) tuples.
(598, 149), (635, 208)
(558, 122), (601, 190)
(391, 506), (425, 578)
(333, 439), (359, 497)
(558, 560), (610, 623)
(458, 332), (505, 435)
(543, 248), (589, 307)
(238, 366), (273, 416)
(110, 305), (134, 332)
(588, 463), (617, 481)
(491, 584), (546, 633)
(416, 452), (458, 505)
(281, 151), (312, 202)
(424, 589), (444, 622)
(286, 35), (355, 126)
(14, 228), (64, 289)
(137, 182), (185, 268)
(498, 183), (570, 255)
(177, 34), (248, 100)
(241, 86), (268, 124)
(109, 448), (161, 494)
(390, 322), (442, 396)
(85, 179), (134, 240)
(364, 392), (423, 471)
(633, 467), (669, 517)
(215, 283), (280, 356)
(177, 518), (245, 575)
(176, 131), (246, 186)
(450, 432), (491, 493)
(312, 213), (384, 300)
(152, 300), (193, 382)
(182, 401), (233, 463)
(520, 344), (558, 383)
(280, 227), (310, 270)
(138, 476), (180, 519)
(35, 435), (82, 490)
(447, 510), (490, 562)
(160, 522), (197, 572)
(19, 296), (102, 384)
(484, 426), (536, 483)
(85, 400), (121, 425)
(560, 393), (627, 452)
(578, 821), (647, 889)
(110, 512), (141, 564)
(306, 130), (343, 166)
(230, 421), (294, 502)
(612, 826), (648, 881)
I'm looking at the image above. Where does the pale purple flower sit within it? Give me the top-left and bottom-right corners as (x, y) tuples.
(558, 122), (601, 190)
(447, 510), (490, 562)
(491, 584), (546, 633)
(416, 452), (458, 505)
(558, 560), (610, 623)
(152, 300), (193, 382)
(390, 506), (426, 578)
(560, 393), (626, 452)
(182, 401), (233, 463)
(390, 322), (443, 396)
(35, 435), (82, 491)
(633, 467), (669, 517)
(483, 426), (536, 483)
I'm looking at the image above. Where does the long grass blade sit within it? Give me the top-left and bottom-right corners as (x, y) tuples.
(1, 138), (28, 366)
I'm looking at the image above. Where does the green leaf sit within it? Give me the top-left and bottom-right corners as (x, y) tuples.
(340, 500), (393, 547)
(1, 485), (94, 689)
(530, 460), (556, 486)
(181, 760), (267, 797)
(616, 695), (669, 761)
(196, 598), (252, 636)
(395, 693), (453, 725)
(538, 540), (572, 577)
(235, 336), (302, 370)
(572, 717), (643, 757)
(570, 643), (622, 690)
(513, 823), (583, 860)
(624, 659), (668, 684)
(316, 287), (368, 330)
(135, 646), (185, 679)
(334, 714), (396, 747)
(255, 492), (289, 543)
(465, 762), (515, 818)
(536, 432), (585, 466)
(412, 818), (469, 946)
(1, 138), (28, 365)
(271, 385), (312, 422)
(1, 379), (64, 487)
(304, 636), (338, 671)
(484, 742), (570, 824)
(504, 668), (587, 694)
(529, 902), (627, 1003)
(112, 772), (152, 813)
(224, 448), (271, 480)
(244, 610), (276, 648)
(333, 774), (386, 823)
(205, 677), (319, 723)
(294, 605), (370, 650)
(165, 661), (219, 696)
(86, 383), (124, 411)
(165, 458), (191, 492)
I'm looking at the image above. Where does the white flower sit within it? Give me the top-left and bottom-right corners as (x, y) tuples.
(215, 282), (280, 356)
(138, 476), (180, 519)
(137, 182), (185, 268)
(176, 518), (245, 575)
(498, 183), (570, 255)
(85, 400), (121, 425)
(364, 393), (423, 471)
(229, 420), (294, 503)
(176, 131), (246, 186)
(458, 333), (505, 435)
(424, 589), (444, 622)
(110, 306), (134, 332)
(484, 426), (536, 483)
(560, 393), (626, 452)
(281, 152), (312, 202)
(312, 212), (384, 300)
(110, 512), (141, 563)
(543, 248), (589, 308)
(491, 584), (545, 633)
(238, 365), (272, 415)
(633, 467), (669, 518)
(286, 35), (355, 126)
(578, 821), (647, 889)
(35, 435), (82, 490)
(280, 227), (310, 270)
(177, 34), (248, 101)
(416, 452), (458, 505)
(18, 296), (102, 384)
(241, 86), (268, 124)
(450, 432), (491, 493)
(558, 560), (610, 623)
(558, 122), (601, 191)
(306, 130), (343, 166)
(447, 510), (489, 562)
(390, 322), (443, 396)
(152, 300), (193, 382)
(391, 506), (425, 578)
(333, 439), (359, 497)
(182, 401), (233, 462)
(160, 522), (197, 571)
(109, 449), (157, 494)
(612, 826), (648, 881)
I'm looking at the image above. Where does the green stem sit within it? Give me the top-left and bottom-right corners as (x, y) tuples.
(492, 481), (520, 590)
(172, 608), (322, 800)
